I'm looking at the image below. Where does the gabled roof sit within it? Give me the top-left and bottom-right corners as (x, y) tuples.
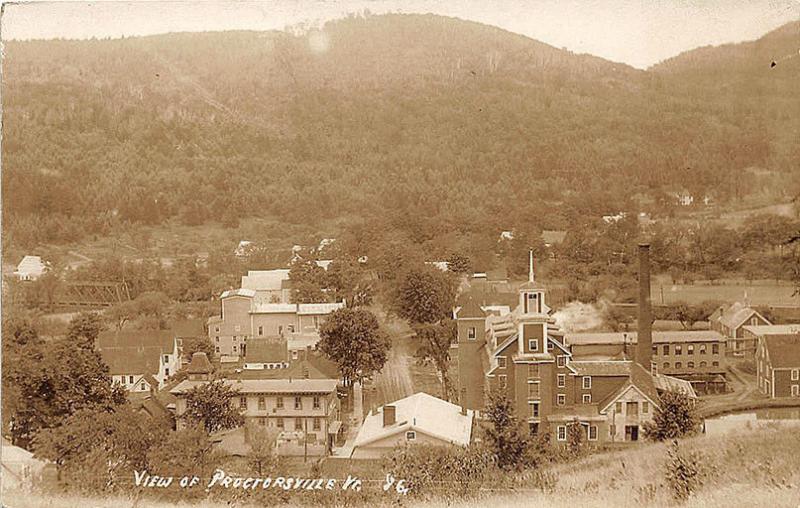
(14, 255), (47, 276)
(186, 352), (213, 374)
(245, 338), (288, 364)
(241, 269), (291, 292)
(457, 297), (486, 319)
(597, 363), (659, 412)
(97, 330), (175, 350)
(570, 360), (633, 377)
(353, 392), (473, 448)
(100, 348), (161, 376)
(715, 302), (769, 330)
(653, 374), (697, 398)
(220, 288), (256, 299)
(763, 334), (800, 368)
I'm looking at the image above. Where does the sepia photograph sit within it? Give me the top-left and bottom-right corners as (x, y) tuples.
(1, 1), (799, 506)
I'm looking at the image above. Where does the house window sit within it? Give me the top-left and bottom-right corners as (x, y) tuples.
(467, 327), (476, 340)
(557, 374), (566, 388)
(652, 346), (657, 356)
(406, 431), (416, 440)
(215, 346), (220, 353)
(588, 425), (598, 441)
(662, 345), (669, 355)
(313, 418), (321, 431)
(258, 397), (266, 410)
(700, 361), (707, 367)
(215, 326), (220, 333)
(233, 345), (238, 353)
(751, 317), (758, 326)
(531, 402), (540, 418)
(557, 426), (567, 441)
(688, 362), (695, 369)
(615, 402), (623, 413)
(140, 383), (146, 391)
(163, 354), (169, 363)
(165, 368), (170, 377)
(277, 418), (284, 428)
(675, 345), (682, 355)
(583, 394), (591, 404)
(626, 401), (638, 415)
(557, 394), (566, 406)
(712, 344), (720, 355)
(239, 396), (247, 409)
(215, 336), (219, 342)
(288, 325), (295, 333)
(277, 396), (284, 409)
(278, 325), (283, 335)
(497, 357), (507, 368)
(294, 396), (302, 410)
(498, 375), (507, 389)
(792, 369), (799, 381)
(687, 345), (694, 355)
(259, 418), (266, 426)
(663, 362), (670, 369)
(700, 344), (707, 354)
(792, 385), (799, 397)
(529, 339), (539, 352)
(557, 355), (567, 367)
(292, 350), (298, 360)
(258, 326), (263, 336)
(528, 382), (540, 399)
(642, 401), (650, 414)
(582, 376), (591, 389)
(528, 364), (539, 378)
(712, 361), (719, 367)
(313, 396), (320, 409)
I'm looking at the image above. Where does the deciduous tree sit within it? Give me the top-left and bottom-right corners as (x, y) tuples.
(318, 308), (389, 387)
(181, 380), (244, 433)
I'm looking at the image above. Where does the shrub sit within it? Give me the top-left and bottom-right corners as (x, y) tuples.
(664, 440), (707, 501)
(643, 391), (697, 441)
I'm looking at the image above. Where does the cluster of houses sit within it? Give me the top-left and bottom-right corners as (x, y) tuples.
(87, 246), (800, 461)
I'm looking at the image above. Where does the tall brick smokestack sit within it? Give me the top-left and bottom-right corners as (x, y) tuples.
(637, 243), (653, 371)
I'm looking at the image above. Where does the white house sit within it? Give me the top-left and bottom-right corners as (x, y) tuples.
(13, 256), (47, 281)
(351, 392), (474, 459)
(97, 330), (182, 392)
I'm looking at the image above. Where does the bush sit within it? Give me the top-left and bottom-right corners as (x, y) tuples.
(664, 440), (710, 501)
(643, 391), (697, 441)
(383, 444), (491, 500)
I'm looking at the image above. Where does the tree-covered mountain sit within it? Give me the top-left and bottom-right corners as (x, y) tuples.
(2, 13), (798, 251)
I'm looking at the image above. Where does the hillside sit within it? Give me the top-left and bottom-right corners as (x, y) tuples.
(3, 426), (798, 507)
(2, 13), (799, 253)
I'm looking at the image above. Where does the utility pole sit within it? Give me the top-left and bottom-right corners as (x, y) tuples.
(304, 417), (308, 463)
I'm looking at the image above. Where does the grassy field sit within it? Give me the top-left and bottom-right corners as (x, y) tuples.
(7, 426), (798, 507)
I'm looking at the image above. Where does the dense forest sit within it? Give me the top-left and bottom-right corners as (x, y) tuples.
(2, 13), (799, 255)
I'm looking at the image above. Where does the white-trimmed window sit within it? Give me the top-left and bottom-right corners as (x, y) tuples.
(557, 374), (566, 388)
(498, 375), (507, 389)
(239, 396), (247, 409)
(530, 402), (540, 418)
(642, 401), (650, 414)
(128, 375), (134, 384)
(529, 339), (539, 352)
(792, 369), (799, 381)
(687, 344), (694, 355)
(582, 394), (591, 404)
(557, 426), (567, 441)
(588, 425), (598, 441)
(497, 356), (507, 368)
(406, 431), (416, 440)
(792, 385), (799, 397)
(258, 397), (266, 410)
(468, 327), (476, 340)
(557, 355), (567, 367)
(528, 382), (540, 399)
(582, 376), (592, 389)
(258, 326), (263, 336)
(700, 344), (707, 354)
(712, 344), (720, 355)
(557, 394), (565, 406)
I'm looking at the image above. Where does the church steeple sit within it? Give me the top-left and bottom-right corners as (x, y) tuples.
(519, 250), (547, 314)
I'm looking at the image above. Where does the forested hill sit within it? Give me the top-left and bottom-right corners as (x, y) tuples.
(3, 13), (799, 251)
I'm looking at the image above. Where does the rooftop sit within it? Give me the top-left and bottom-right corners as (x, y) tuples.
(170, 378), (339, 395)
(241, 269), (291, 292)
(743, 324), (800, 336)
(570, 360), (633, 377)
(763, 334), (800, 369)
(245, 338), (288, 364)
(566, 330), (725, 345)
(354, 392), (473, 448)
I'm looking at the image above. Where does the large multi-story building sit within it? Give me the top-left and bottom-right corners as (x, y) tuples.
(172, 353), (342, 456)
(565, 330), (728, 394)
(756, 333), (800, 398)
(455, 245), (695, 444)
(207, 288), (344, 357)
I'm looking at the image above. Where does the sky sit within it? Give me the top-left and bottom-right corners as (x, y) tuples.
(1, 0), (798, 68)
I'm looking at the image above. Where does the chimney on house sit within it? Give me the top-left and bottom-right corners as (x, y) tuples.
(383, 405), (396, 427)
(637, 243), (653, 372)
